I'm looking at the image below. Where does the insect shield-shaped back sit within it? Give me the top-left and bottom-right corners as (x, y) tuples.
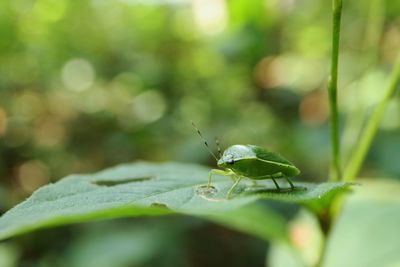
(217, 145), (300, 179)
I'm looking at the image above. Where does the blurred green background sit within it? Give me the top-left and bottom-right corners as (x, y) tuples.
(0, 0), (399, 266)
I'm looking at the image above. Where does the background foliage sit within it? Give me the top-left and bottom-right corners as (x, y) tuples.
(0, 0), (399, 266)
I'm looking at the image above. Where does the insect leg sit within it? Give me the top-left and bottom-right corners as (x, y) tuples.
(271, 178), (281, 191)
(284, 177), (295, 189)
(226, 176), (242, 199)
(207, 172), (212, 187)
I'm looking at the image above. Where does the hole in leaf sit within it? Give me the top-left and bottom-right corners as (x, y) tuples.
(196, 185), (218, 196)
(91, 176), (155, 186)
(150, 202), (168, 209)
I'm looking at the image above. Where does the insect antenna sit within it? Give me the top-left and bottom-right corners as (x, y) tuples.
(191, 121), (219, 161)
(215, 137), (222, 158)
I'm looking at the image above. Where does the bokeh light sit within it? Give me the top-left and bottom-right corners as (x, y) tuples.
(17, 160), (51, 193)
(62, 58), (96, 92)
(131, 90), (167, 124)
(192, 0), (228, 35)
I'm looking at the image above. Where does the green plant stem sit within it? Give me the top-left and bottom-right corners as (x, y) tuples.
(328, 0), (343, 181)
(344, 55), (400, 181)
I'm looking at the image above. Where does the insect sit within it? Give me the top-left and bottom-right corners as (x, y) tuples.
(192, 122), (300, 198)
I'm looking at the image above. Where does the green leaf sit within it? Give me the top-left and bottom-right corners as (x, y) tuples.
(322, 179), (400, 267)
(268, 210), (324, 267)
(0, 162), (350, 241)
(207, 203), (291, 243)
(269, 243), (306, 267)
(64, 221), (187, 267)
(0, 243), (19, 267)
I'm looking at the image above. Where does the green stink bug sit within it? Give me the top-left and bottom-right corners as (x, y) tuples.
(192, 122), (300, 198)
